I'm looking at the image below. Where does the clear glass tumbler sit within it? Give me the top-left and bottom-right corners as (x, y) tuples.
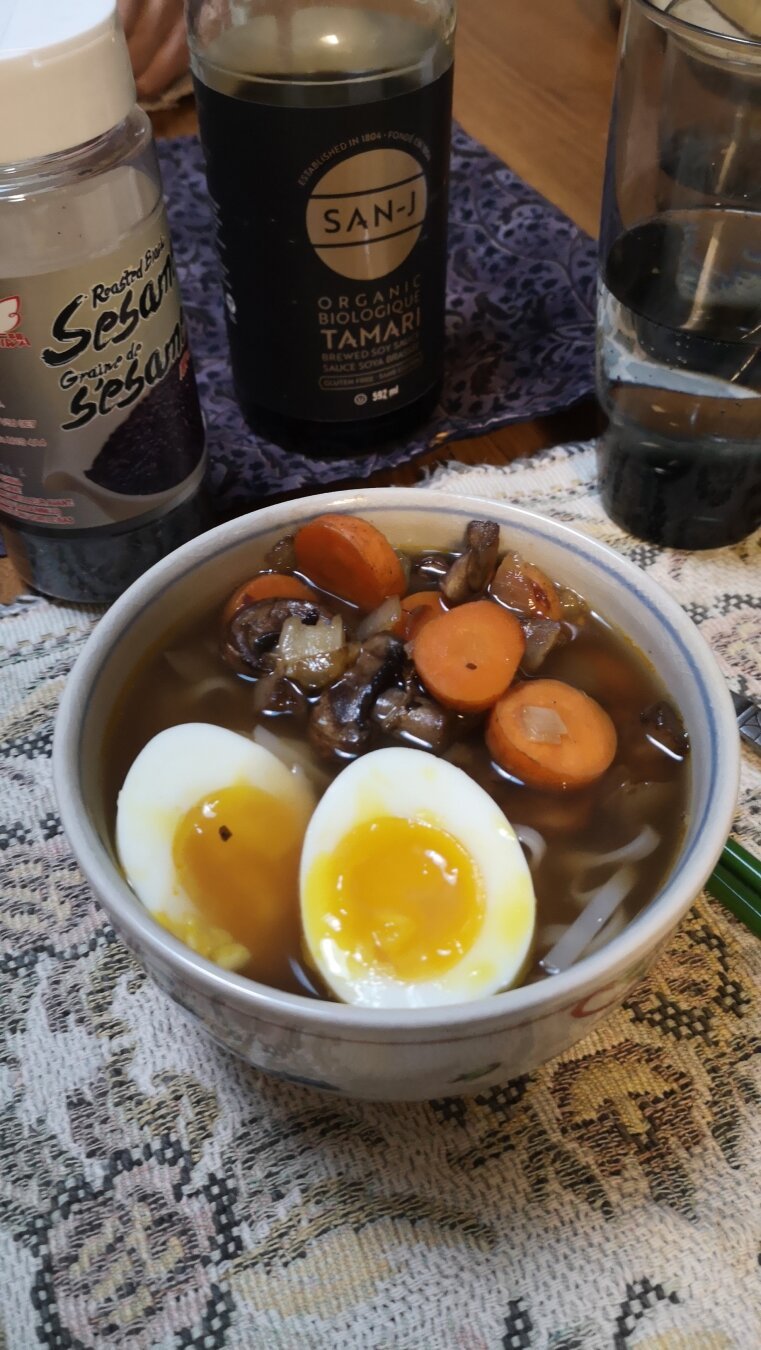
(596, 0), (761, 549)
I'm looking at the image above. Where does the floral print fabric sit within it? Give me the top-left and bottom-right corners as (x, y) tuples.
(158, 128), (597, 510)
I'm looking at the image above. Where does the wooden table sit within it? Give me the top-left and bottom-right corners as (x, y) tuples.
(0, 0), (619, 602)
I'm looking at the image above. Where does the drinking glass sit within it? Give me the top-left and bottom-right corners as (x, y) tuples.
(597, 0), (761, 548)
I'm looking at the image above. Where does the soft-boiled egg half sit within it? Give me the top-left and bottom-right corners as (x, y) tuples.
(300, 747), (536, 1009)
(116, 723), (315, 987)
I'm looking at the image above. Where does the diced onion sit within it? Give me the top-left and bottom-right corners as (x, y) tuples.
(356, 596), (402, 641)
(277, 614), (347, 690)
(520, 705), (568, 745)
(491, 556), (534, 612)
(556, 585), (588, 620)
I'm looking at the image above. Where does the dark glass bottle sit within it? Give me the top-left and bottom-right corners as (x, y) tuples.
(188, 1), (456, 455)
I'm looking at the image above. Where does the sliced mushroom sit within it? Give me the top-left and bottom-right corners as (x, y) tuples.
(224, 596), (333, 675)
(372, 667), (452, 752)
(411, 553), (450, 585)
(441, 519), (500, 605)
(252, 672), (308, 720)
(309, 633), (405, 760)
(520, 618), (565, 674)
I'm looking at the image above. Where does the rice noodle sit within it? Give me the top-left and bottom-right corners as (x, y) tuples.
(536, 924), (566, 953)
(607, 780), (673, 826)
(515, 824), (547, 872)
(164, 648), (218, 685)
(585, 906), (628, 956)
(252, 724), (331, 791)
(571, 823), (660, 871)
(193, 676), (238, 701)
(540, 865), (636, 975)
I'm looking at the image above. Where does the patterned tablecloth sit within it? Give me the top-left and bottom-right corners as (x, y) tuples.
(1, 443), (760, 1350)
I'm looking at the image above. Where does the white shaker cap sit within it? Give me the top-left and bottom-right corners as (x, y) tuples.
(0, 0), (136, 165)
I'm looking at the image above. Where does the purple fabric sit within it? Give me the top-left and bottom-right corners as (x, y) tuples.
(0, 127), (596, 561)
(157, 126), (597, 511)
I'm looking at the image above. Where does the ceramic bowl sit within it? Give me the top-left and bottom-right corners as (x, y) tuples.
(53, 488), (739, 1101)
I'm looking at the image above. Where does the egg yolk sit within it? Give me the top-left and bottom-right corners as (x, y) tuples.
(304, 816), (486, 982)
(172, 785), (304, 986)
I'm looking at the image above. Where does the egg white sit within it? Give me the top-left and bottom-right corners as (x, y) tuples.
(116, 723), (315, 922)
(299, 747), (536, 1009)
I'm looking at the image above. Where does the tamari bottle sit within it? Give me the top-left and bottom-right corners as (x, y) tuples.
(187, 0), (456, 454)
(0, 0), (208, 603)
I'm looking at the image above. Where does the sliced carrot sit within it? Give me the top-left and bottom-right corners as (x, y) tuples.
(222, 572), (315, 625)
(486, 678), (617, 791)
(294, 513), (407, 612)
(395, 590), (447, 640)
(413, 599), (525, 713)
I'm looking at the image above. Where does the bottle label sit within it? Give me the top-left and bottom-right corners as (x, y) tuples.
(195, 66), (453, 423)
(0, 205), (205, 531)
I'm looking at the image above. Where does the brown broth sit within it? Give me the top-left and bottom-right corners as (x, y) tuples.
(106, 562), (689, 999)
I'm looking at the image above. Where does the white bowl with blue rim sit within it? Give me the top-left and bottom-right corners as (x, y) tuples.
(52, 488), (740, 1100)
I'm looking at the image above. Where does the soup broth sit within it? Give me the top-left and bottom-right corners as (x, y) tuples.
(107, 526), (689, 1001)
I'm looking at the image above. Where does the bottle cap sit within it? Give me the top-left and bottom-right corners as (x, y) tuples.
(0, 0), (136, 166)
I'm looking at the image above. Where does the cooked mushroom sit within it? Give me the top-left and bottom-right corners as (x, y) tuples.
(224, 596), (333, 675)
(372, 667), (452, 752)
(309, 633), (405, 760)
(411, 553), (450, 585)
(520, 618), (566, 674)
(252, 672), (308, 720)
(441, 519), (500, 605)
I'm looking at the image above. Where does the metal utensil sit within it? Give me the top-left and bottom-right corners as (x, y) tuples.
(732, 690), (761, 755)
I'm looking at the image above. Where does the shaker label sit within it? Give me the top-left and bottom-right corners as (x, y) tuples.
(0, 205), (205, 531)
(194, 66), (453, 423)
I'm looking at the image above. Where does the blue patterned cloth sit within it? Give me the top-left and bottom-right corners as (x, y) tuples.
(158, 126), (597, 511)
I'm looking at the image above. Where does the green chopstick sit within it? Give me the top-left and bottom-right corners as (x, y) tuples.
(706, 838), (761, 939)
(723, 838), (761, 893)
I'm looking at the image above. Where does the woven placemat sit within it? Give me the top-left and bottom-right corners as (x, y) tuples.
(1, 444), (760, 1349)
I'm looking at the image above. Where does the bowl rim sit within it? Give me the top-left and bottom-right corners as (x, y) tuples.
(53, 486), (741, 1038)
